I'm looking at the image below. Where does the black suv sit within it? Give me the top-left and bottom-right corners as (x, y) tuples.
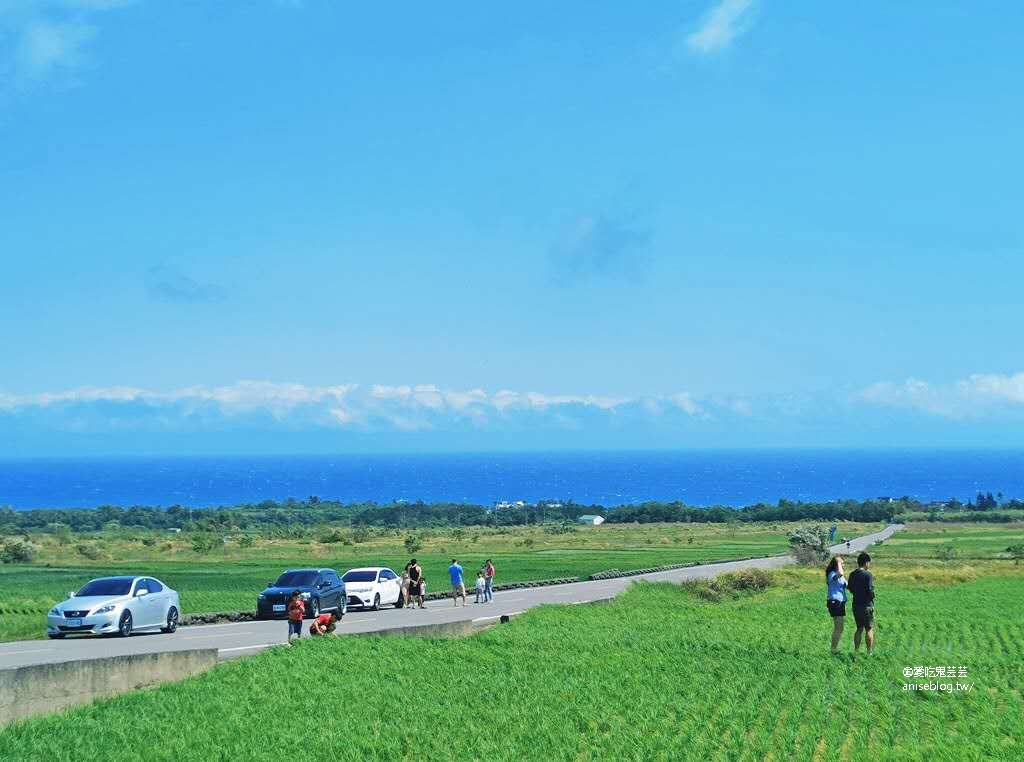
(256, 568), (346, 620)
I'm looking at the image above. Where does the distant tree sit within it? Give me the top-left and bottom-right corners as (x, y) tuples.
(50, 523), (73, 545)
(238, 534), (255, 548)
(403, 534), (422, 555)
(788, 525), (830, 566)
(935, 545), (959, 563)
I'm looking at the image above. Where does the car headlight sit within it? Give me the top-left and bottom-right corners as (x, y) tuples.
(92, 604), (117, 615)
(49, 607), (61, 616)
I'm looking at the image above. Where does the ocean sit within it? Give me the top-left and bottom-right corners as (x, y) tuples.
(1, 449), (1021, 510)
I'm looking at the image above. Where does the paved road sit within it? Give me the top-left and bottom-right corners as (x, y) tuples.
(0, 525), (899, 669)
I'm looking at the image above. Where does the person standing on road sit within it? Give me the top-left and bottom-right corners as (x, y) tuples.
(449, 558), (467, 606)
(483, 559), (495, 602)
(474, 571), (486, 604)
(286, 589), (305, 644)
(848, 552), (876, 655)
(825, 555), (848, 654)
(407, 559), (425, 609)
(400, 568), (411, 609)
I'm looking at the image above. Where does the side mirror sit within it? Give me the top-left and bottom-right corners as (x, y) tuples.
(135, 589), (148, 597)
(267, 582), (274, 588)
(68, 591), (77, 598)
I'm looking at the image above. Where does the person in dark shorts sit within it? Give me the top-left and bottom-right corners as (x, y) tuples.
(286, 589), (305, 644)
(825, 555), (848, 654)
(848, 552), (875, 655)
(406, 559), (425, 609)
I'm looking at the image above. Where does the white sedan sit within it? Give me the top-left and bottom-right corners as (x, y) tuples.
(47, 575), (181, 638)
(342, 567), (403, 610)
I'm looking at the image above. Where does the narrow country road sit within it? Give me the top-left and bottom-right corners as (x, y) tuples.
(0, 525), (900, 669)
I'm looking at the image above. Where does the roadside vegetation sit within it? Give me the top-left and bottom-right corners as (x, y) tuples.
(1, 530), (1020, 760)
(0, 521), (877, 642)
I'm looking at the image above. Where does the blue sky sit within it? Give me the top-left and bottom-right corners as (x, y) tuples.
(1, 1), (1023, 454)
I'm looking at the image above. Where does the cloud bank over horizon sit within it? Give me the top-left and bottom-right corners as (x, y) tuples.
(4, 372), (1024, 455)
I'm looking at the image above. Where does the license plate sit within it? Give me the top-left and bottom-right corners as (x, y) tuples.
(272, 604), (285, 612)
(67, 619), (82, 627)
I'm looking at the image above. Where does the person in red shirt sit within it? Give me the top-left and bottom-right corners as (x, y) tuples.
(309, 611), (340, 636)
(286, 590), (305, 643)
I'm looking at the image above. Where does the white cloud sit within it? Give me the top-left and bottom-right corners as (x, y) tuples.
(855, 371), (1024, 418)
(0, 381), (751, 432)
(669, 392), (704, 417)
(16, 19), (94, 78)
(686, 0), (756, 56)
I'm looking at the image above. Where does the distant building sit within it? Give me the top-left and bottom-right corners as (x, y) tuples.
(167, 528), (181, 533)
(493, 500), (527, 512)
(576, 515), (605, 526)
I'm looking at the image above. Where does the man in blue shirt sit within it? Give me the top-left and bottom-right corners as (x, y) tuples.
(448, 559), (466, 607)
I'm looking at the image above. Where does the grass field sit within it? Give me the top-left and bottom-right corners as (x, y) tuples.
(1, 522), (877, 642)
(1, 530), (1020, 760)
(873, 522), (1024, 561)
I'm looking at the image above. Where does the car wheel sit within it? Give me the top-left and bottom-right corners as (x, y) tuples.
(162, 607), (179, 634)
(394, 594), (404, 609)
(118, 610), (133, 638)
(310, 598), (320, 618)
(48, 633), (65, 639)
(372, 593), (381, 611)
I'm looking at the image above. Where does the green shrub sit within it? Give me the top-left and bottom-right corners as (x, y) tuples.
(191, 534), (219, 555)
(1, 539), (37, 564)
(1007, 544), (1024, 565)
(76, 543), (104, 560)
(935, 545), (960, 563)
(681, 568), (774, 602)
(319, 529), (346, 544)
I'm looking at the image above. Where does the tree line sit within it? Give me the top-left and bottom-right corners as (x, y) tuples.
(1, 493), (1020, 534)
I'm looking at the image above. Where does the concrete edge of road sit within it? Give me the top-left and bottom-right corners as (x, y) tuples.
(346, 594), (621, 640)
(0, 648), (218, 729)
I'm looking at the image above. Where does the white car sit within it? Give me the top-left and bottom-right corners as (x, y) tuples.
(342, 567), (403, 610)
(47, 575), (181, 639)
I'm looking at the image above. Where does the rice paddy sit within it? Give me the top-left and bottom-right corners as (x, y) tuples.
(0, 521), (871, 642)
(1, 524), (1021, 760)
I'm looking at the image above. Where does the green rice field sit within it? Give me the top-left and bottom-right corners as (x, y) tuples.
(1, 522), (870, 642)
(873, 523), (1024, 561)
(1, 537), (1020, 761)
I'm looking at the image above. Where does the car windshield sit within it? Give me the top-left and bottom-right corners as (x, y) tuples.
(343, 570), (377, 582)
(76, 578), (134, 597)
(274, 571), (318, 587)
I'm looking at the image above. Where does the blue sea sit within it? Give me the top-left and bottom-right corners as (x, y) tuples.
(1, 450), (1022, 510)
